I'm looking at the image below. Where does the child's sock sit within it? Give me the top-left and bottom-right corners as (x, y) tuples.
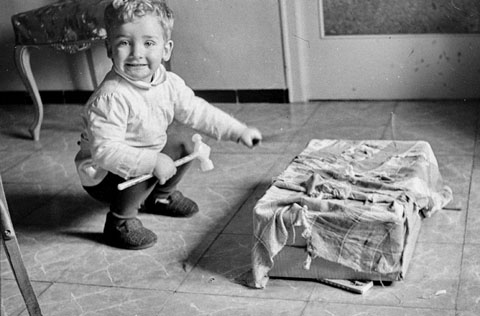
(155, 198), (170, 204)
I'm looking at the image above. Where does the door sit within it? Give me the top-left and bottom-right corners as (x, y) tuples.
(280, 0), (480, 102)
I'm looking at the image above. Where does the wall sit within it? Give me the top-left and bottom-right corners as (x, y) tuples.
(0, 0), (286, 92)
(169, 0), (285, 90)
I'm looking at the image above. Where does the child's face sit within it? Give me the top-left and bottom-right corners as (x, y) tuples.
(107, 14), (173, 82)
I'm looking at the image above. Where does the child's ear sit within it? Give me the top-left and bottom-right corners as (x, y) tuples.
(105, 40), (112, 59)
(162, 40), (174, 62)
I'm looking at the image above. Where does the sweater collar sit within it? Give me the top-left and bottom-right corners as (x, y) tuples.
(113, 64), (166, 89)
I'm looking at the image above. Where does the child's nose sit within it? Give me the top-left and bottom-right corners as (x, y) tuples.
(131, 43), (144, 57)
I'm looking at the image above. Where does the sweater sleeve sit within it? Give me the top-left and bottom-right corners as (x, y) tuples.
(168, 73), (248, 142)
(86, 93), (158, 179)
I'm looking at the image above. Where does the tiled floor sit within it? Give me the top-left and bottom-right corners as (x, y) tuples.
(1, 100), (479, 316)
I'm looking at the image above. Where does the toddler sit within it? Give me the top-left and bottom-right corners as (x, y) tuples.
(75, 0), (262, 250)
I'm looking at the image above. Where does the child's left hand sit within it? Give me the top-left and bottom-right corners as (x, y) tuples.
(238, 127), (262, 148)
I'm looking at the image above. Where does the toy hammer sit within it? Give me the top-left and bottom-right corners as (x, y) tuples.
(117, 134), (214, 191)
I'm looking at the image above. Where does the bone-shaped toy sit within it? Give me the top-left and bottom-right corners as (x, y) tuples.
(117, 134), (214, 191)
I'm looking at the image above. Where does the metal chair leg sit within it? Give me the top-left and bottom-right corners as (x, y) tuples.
(0, 177), (43, 315)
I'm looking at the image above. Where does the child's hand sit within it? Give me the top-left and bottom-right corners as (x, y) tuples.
(153, 153), (177, 185)
(238, 127), (262, 148)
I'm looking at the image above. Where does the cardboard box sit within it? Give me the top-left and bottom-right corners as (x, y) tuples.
(269, 207), (421, 281)
(251, 140), (452, 288)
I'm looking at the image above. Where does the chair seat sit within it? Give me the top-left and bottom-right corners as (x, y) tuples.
(12, 0), (110, 53)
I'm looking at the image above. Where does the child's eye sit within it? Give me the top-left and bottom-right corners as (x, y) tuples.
(117, 40), (129, 47)
(145, 40), (156, 47)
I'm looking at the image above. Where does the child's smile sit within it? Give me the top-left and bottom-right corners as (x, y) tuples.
(108, 14), (173, 82)
(125, 62), (149, 73)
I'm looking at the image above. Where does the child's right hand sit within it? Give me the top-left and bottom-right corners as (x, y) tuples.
(238, 127), (262, 148)
(153, 153), (177, 185)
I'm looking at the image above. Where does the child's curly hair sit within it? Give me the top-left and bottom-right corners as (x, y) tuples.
(104, 0), (174, 40)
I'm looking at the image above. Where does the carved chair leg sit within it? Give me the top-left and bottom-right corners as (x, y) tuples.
(14, 45), (44, 141)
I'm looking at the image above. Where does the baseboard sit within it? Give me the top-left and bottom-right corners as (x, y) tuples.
(0, 91), (93, 105)
(0, 89), (289, 105)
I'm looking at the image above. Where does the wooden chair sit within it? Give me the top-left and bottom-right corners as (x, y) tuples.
(0, 175), (43, 315)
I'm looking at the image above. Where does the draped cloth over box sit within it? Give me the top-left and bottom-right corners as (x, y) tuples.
(251, 140), (452, 289)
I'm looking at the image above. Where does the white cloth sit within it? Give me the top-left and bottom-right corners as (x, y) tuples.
(250, 139), (453, 288)
(75, 65), (247, 186)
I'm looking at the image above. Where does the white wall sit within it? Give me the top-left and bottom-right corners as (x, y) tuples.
(1, 0), (107, 91)
(169, 0), (285, 90)
(0, 0), (286, 92)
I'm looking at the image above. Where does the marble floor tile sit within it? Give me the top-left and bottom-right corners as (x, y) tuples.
(9, 103), (83, 149)
(308, 101), (397, 128)
(0, 104), (32, 127)
(0, 280), (51, 316)
(185, 152), (283, 189)
(0, 103), (82, 130)
(303, 301), (455, 316)
(179, 234), (317, 300)
(439, 179), (469, 212)
(394, 100), (479, 127)
(310, 242), (462, 309)
(33, 129), (82, 153)
(230, 102), (319, 131)
(223, 183), (272, 235)
(40, 103), (83, 125)
(388, 122), (476, 156)
(1, 230), (99, 282)
(145, 186), (254, 233)
(311, 276), (458, 310)
(457, 244), (480, 313)
(436, 155), (473, 195)
(289, 125), (386, 152)
(419, 155), (471, 244)
(210, 136), (294, 155)
(400, 242), (462, 281)
(26, 104), (82, 152)
(0, 151), (35, 174)
(18, 283), (171, 316)
(17, 181), (109, 231)
(210, 103), (319, 154)
(259, 153), (301, 181)
(4, 181), (103, 226)
(466, 163), (480, 244)
(55, 230), (218, 291)
(475, 129), (480, 157)
(456, 312), (480, 316)
(0, 103), (80, 151)
(159, 292), (307, 316)
(1, 150), (78, 185)
(0, 127), (52, 153)
(419, 208), (466, 244)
